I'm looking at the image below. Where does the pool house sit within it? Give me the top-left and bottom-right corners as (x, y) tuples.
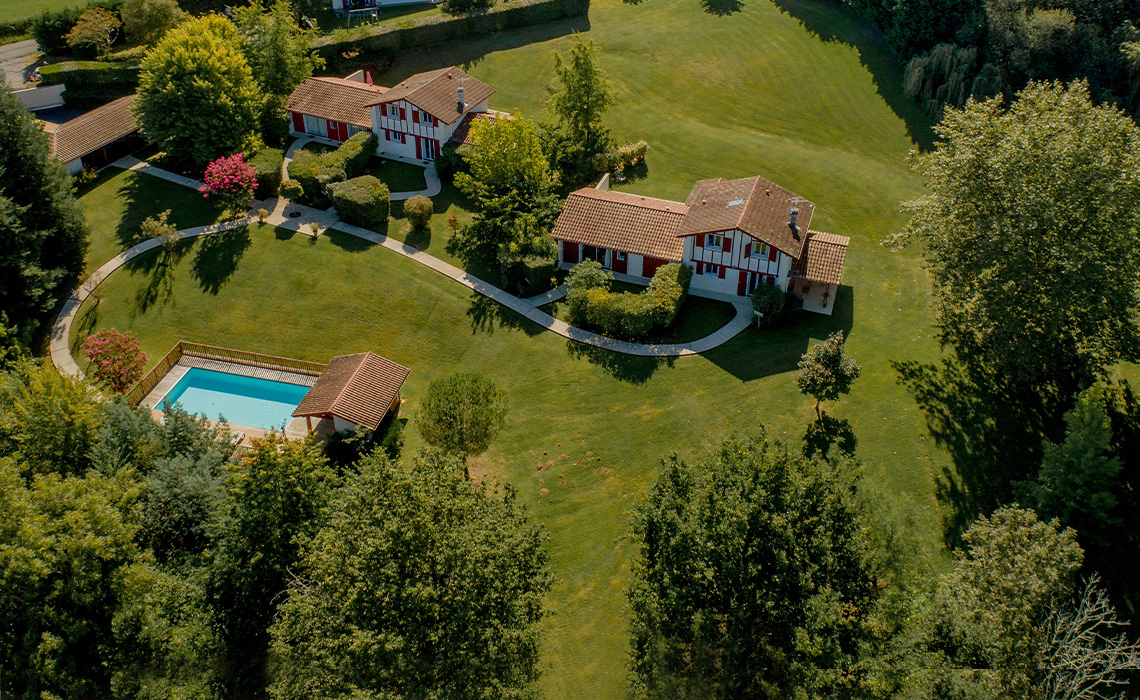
(128, 343), (408, 445)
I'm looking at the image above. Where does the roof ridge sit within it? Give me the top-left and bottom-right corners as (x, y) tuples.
(575, 189), (688, 211)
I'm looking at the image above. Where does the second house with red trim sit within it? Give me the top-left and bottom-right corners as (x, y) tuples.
(550, 175), (850, 315)
(285, 65), (509, 162)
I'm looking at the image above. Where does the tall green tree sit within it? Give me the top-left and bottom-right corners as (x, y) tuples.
(1020, 384), (1122, 547)
(121, 0), (186, 46)
(890, 80), (1140, 402)
(233, 0), (322, 98)
(796, 330), (862, 420)
(628, 432), (881, 699)
(547, 36), (618, 175)
(0, 83), (89, 345)
(269, 450), (550, 700)
(449, 116), (561, 267)
(208, 434), (335, 696)
(416, 372), (508, 474)
(922, 507), (1083, 700)
(133, 15), (263, 169)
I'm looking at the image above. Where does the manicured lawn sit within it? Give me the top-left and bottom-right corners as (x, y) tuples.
(314, 3), (442, 34)
(366, 157), (428, 192)
(73, 0), (948, 696)
(0, 0), (77, 22)
(76, 167), (225, 277)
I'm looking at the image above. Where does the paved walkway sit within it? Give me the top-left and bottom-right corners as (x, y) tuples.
(282, 135), (441, 200)
(114, 155), (205, 190)
(524, 285), (568, 306)
(2, 39), (39, 89)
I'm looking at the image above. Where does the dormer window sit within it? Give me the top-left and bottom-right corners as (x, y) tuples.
(750, 242), (770, 258)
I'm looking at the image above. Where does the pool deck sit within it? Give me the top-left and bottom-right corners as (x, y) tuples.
(141, 357), (323, 446)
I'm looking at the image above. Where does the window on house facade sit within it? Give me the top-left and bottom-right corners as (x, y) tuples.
(705, 233), (723, 249)
(616, 251), (626, 262)
(751, 242), (770, 258)
(582, 245), (609, 268)
(704, 263), (720, 276)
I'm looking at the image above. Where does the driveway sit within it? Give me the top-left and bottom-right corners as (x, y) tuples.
(1, 39), (41, 89)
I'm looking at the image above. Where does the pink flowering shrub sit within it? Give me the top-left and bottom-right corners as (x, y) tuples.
(198, 153), (257, 214)
(81, 328), (148, 395)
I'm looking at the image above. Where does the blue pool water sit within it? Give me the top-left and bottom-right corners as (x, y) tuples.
(163, 368), (311, 430)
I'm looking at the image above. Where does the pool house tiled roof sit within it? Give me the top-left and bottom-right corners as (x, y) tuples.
(292, 352), (410, 431)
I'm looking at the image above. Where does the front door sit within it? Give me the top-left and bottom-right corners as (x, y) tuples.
(423, 138), (438, 160)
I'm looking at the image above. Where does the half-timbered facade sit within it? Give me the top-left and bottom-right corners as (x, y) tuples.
(286, 66), (498, 162)
(550, 175), (850, 315)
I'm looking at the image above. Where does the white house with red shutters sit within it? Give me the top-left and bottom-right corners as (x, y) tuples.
(285, 66), (507, 162)
(550, 175), (850, 315)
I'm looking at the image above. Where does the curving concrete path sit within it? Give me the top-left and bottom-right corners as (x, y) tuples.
(52, 168), (755, 378)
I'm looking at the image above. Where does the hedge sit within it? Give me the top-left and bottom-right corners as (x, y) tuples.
(566, 262), (692, 339)
(38, 60), (140, 87)
(286, 131), (378, 206)
(0, 17), (33, 40)
(249, 148), (284, 200)
(329, 175), (390, 229)
(312, 0), (590, 64)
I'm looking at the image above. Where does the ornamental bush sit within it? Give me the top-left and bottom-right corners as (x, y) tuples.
(248, 148), (283, 200)
(565, 261), (690, 339)
(198, 152), (257, 214)
(328, 175), (390, 229)
(80, 328), (148, 395)
(286, 132), (378, 207)
(404, 194), (433, 229)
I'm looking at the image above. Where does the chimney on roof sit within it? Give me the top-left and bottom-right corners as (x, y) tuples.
(788, 207), (800, 237)
(457, 85), (466, 113)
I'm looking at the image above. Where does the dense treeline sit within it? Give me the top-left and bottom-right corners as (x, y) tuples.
(0, 359), (551, 700)
(844, 0), (1140, 118)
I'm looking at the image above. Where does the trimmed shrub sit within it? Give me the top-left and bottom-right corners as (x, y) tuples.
(751, 279), (784, 327)
(329, 175), (390, 229)
(404, 195), (433, 229)
(31, 7), (86, 56)
(248, 148), (284, 200)
(287, 132), (378, 206)
(565, 261), (690, 339)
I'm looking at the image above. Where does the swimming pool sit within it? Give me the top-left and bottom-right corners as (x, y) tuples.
(163, 368), (311, 430)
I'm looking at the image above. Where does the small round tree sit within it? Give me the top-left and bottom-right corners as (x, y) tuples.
(796, 330), (861, 420)
(81, 328), (148, 395)
(751, 281), (785, 328)
(416, 373), (507, 477)
(279, 179), (304, 217)
(198, 153), (257, 216)
(404, 194), (433, 230)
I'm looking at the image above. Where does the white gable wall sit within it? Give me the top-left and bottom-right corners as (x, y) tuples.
(369, 98), (490, 161)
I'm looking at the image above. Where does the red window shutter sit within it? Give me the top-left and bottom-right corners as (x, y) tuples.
(744, 242), (751, 257)
(737, 270), (747, 296)
(768, 245), (776, 261)
(400, 107), (406, 120)
(432, 116), (438, 127)
(696, 262), (704, 275)
(695, 235), (703, 249)
(722, 236), (731, 253)
(291, 112), (304, 132)
(718, 265), (726, 279)
(413, 111), (420, 124)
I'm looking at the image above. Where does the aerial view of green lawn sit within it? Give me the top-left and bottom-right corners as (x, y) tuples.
(68, 0), (944, 695)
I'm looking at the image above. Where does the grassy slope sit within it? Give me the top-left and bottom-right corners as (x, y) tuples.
(72, 0), (947, 694)
(0, 0), (77, 23)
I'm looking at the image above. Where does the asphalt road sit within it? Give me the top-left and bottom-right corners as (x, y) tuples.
(1, 39), (41, 89)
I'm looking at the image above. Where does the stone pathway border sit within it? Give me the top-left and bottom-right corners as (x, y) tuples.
(53, 168), (755, 379)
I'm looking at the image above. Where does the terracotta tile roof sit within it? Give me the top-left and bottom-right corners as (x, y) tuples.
(789, 230), (849, 285)
(550, 188), (689, 261)
(50, 94), (138, 164)
(370, 66), (494, 125)
(292, 352), (409, 431)
(449, 109), (513, 145)
(677, 175), (814, 259)
(286, 77), (386, 129)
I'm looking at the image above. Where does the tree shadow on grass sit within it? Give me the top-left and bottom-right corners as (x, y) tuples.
(112, 167), (223, 252)
(191, 225), (252, 295)
(767, 0), (935, 151)
(404, 226), (432, 251)
(324, 229), (374, 253)
(703, 284), (854, 382)
(466, 293), (545, 338)
(893, 357), (1056, 546)
(565, 341), (674, 384)
(130, 244), (192, 316)
(701, 0), (744, 16)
